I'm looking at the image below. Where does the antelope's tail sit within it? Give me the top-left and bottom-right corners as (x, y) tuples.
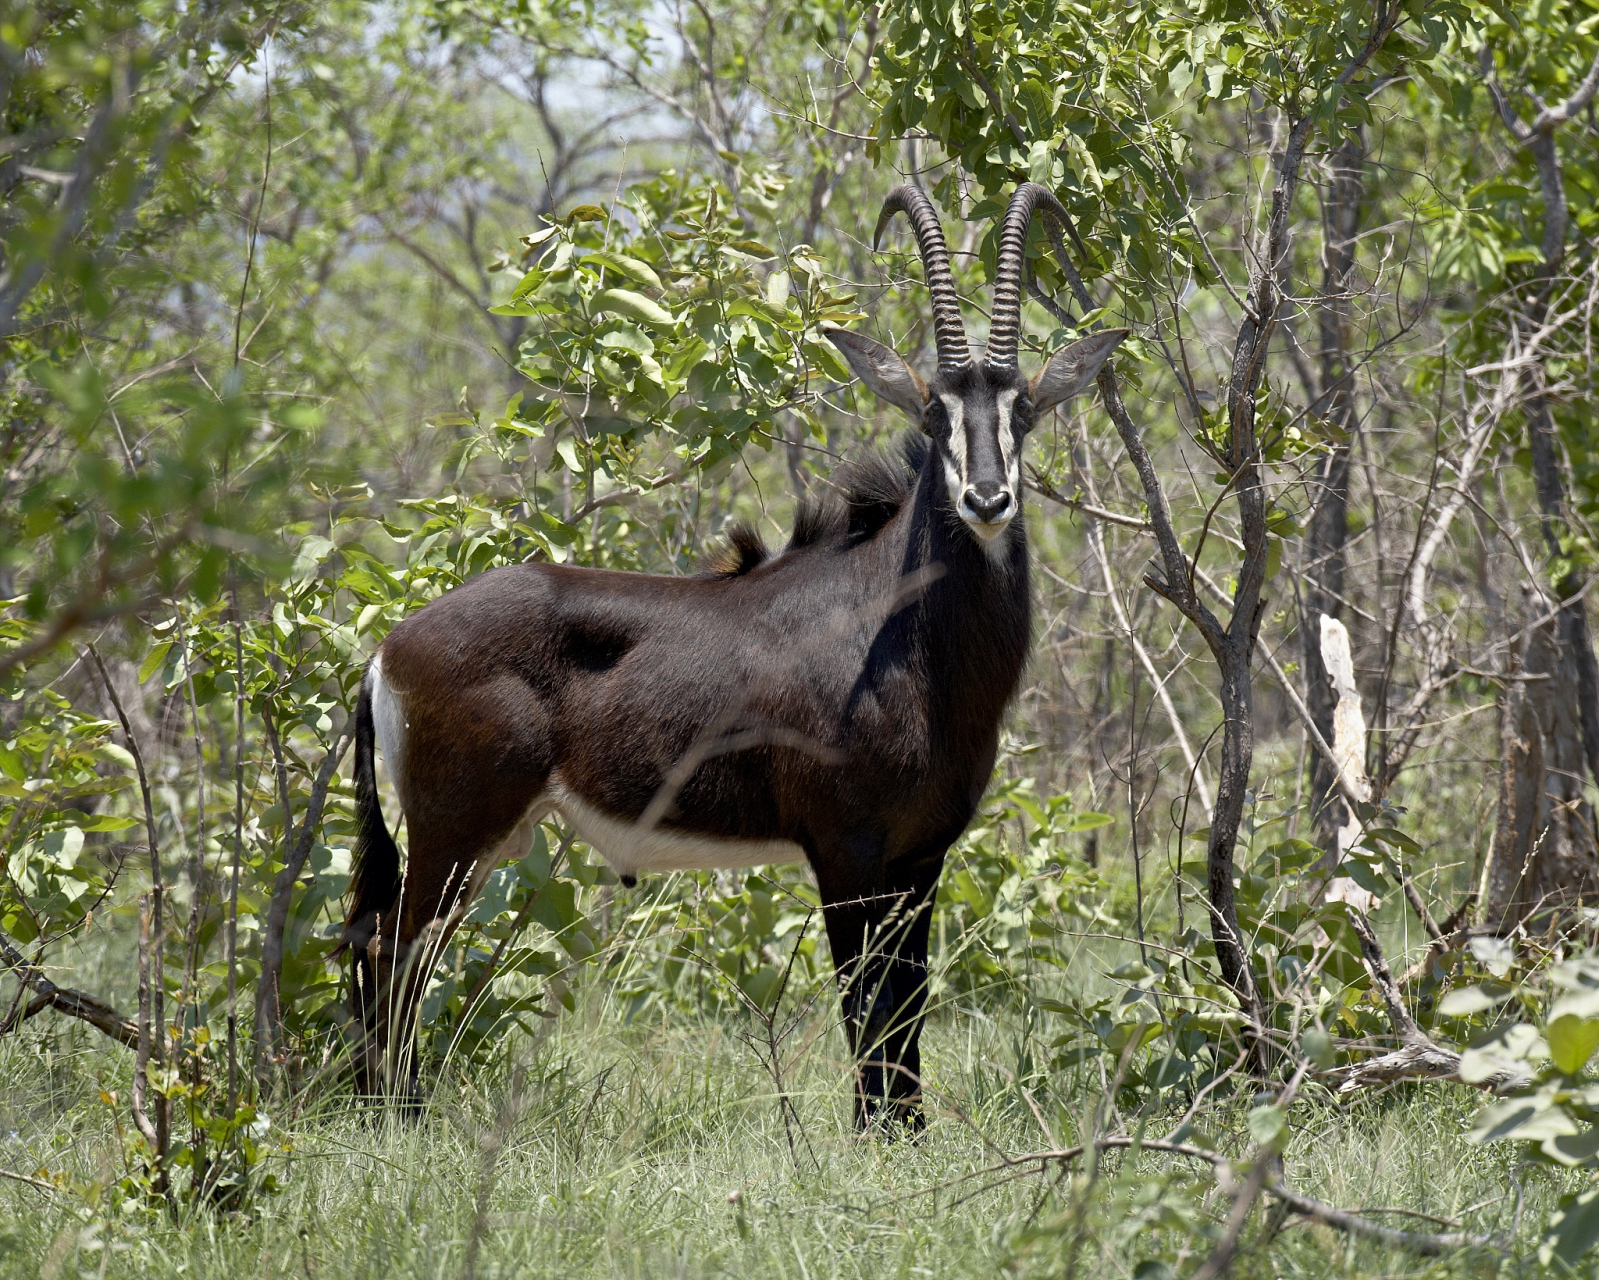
(344, 662), (402, 955)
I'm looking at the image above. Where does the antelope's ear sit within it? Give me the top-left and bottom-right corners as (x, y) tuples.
(823, 326), (929, 417)
(1029, 329), (1130, 414)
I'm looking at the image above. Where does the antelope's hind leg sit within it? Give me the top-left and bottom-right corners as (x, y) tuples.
(358, 674), (554, 1108)
(361, 803), (549, 1108)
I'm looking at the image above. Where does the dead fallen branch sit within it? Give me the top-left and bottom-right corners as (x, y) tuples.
(1264, 1178), (1499, 1254)
(996, 1136), (1502, 1256)
(0, 932), (137, 1048)
(1338, 909), (1532, 1094)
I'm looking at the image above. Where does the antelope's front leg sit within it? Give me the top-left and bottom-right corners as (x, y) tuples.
(870, 856), (942, 1129)
(819, 848), (938, 1131)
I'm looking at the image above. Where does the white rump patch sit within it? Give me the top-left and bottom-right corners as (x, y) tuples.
(529, 774), (806, 882)
(369, 651), (409, 808)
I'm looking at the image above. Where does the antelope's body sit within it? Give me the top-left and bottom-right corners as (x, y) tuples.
(344, 184), (1125, 1125)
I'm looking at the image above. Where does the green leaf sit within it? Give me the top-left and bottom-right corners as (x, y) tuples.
(583, 251), (663, 290)
(1472, 1096), (1576, 1144)
(138, 641), (172, 684)
(1469, 934), (1516, 978)
(1300, 1028), (1335, 1069)
(565, 204), (608, 222)
(1246, 1103), (1288, 1152)
(0, 741), (22, 782)
(1438, 984), (1514, 1016)
(78, 814), (137, 833)
(1460, 1022), (1545, 1084)
(1552, 989), (1599, 1021)
(292, 535), (336, 581)
(591, 288), (676, 327)
(804, 339), (852, 382)
(1548, 1014), (1599, 1076)
(1543, 1184), (1599, 1267)
(41, 826), (84, 869)
(100, 743), (136, 770)
(1363, 826), (1422, 854)
(1103, 1019), (1161, 1053)
(1545, 1128), (1599, 1168)
(555, 438), (584, 475)
(726, 239), (777, 258)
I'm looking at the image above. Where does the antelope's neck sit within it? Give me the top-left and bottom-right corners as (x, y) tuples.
(907, 458), (1033, 728)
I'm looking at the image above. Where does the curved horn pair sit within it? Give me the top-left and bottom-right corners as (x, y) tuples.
(874, 181), (1075, 375)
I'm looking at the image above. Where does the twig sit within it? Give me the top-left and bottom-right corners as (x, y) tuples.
(227, 586), (245, 1115)
(0, 1168), (59, 1194)
(1025, 465), (1152, 531)
(1264, 1178), (1499, 1254)
(232, 43), (273, 367)
(86, 645), (167, 1161)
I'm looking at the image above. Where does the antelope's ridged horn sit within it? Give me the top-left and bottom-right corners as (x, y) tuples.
(873, 184), (970, 374)
(987, 182), (1075, 372)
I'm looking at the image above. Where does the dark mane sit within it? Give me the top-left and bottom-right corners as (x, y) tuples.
(789, 435), (926, 551)
(702, 520), (772, 577)
(699, 436), (924, 576)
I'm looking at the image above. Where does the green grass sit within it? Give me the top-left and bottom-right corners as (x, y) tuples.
(0, 978), (1558, 1280)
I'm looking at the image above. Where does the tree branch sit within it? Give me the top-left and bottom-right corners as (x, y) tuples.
(0, 932), (136, 1047)
(256, 714), (354, 1066)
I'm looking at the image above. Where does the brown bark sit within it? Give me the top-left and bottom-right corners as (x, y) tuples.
(1482, 620), (1599, 928)
(254, 715), (354, 1075)
(1479, 43), (1599, 915)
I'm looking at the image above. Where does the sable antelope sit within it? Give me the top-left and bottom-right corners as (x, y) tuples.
(343, 182), (1126, 1125)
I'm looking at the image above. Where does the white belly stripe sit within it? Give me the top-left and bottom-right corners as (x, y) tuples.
(537, 776), (806, 880)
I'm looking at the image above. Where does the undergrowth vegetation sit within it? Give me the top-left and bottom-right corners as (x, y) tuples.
(0, 923), (1557, 1280)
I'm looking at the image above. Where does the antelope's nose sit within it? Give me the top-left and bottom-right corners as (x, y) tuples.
(964, 483), (1014, 524)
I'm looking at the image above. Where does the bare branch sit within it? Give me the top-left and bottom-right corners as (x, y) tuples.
(0, 932), (137, 1047)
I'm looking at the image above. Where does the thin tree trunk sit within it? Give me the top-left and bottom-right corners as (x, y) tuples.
(254, 715), (353, 1076)
(1522, 120), (1599, 789)
(1478, 47), (1599, 914)
(1483, 620), (1599, 927)
(1301, 129), (1363, 855)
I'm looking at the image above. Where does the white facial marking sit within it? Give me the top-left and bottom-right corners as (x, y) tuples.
(938, 392), (971, 515)
(995, 388), (1021, 492)
(942, 388), (1019, 540)
(939, 394), (968, 474)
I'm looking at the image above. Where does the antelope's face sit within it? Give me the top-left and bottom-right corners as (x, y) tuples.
(923, 363), (1028, 540)
(825, 327), (1128, 546)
